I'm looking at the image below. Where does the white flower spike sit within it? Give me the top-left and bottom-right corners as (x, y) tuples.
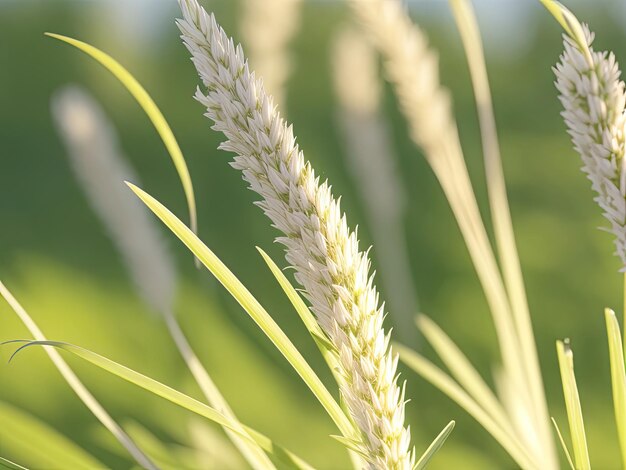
(177, 0), (414, 467)
(555, 25), (626, 269)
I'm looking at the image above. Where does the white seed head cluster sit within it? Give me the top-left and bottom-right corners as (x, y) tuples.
(177, 1), (413, 467)
(555, 26), (626, 269)
(240, 0), (302, 110)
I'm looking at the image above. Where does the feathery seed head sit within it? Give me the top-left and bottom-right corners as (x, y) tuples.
(177, 0), (414, 467)
(554, 25), (626, 269)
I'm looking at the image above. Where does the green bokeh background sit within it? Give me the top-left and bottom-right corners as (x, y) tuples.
(1, 0), (625, 468)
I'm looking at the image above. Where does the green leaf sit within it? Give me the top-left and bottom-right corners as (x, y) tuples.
(538, 0), (591, 60)
(556, 340), (590, 470)
(0, 457), (28, 470)
(395, 343), (538, 469)
(414, 420), (455, 470)
(45, 33), (198, 239)
(256, 247), (337, 358)
(551, 417), (575, 470)
(123, 420), (207, 470)
(0, 401), (103, 470)
(605, 308), (626, 468)
(416, 315), (510, 432)
(126, 182), (355, 441)
(7, 340), (314, 470)
(0, 281), (156, 470)
(163, 316), (276, 470)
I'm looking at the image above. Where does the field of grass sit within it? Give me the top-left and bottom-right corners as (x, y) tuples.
(2, 1), (626, 468)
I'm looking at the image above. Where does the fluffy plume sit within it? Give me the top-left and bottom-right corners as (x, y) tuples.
(554, 26), (626, 269)
(240, 0), (302, 110)
(177, 1), (414, 467)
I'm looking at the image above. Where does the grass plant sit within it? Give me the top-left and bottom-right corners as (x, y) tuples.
(3, 0), (626, 469)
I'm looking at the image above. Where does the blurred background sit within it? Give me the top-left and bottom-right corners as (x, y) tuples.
(1, 0), (626, 468)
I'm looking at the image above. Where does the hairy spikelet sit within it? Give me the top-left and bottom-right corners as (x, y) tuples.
(554, 26), (626, 269)
(177, 1), (414, 467)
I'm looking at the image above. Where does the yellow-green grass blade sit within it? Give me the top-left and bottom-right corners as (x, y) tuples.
(551, 417), (575, 470)
(0, 281), (156, 470)
(124, 420), (207, 470)
(256, 247), (337, 358)
(163, 315), (276, 470)
(396, 343), (538, 470)
(7, 340), (314, 470)
(127, 182), (355, 442)
(538, 0), (591, 62)
(414, 420), (455, 470)
(447, 2), (555, 464)
(416, 315), (512, 433)
(0, 401), (103, 470)
(45, 33), (198, 239)
(556, 340), (590, 470)
(0, 457), (28, 470)
(256, 248), (362, 468)
(605, 308), (626, 468)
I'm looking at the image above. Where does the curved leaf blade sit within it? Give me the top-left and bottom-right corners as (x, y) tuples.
(45, 32), (198, 238)
(7, 340), (314, 470)
(0, 401), (103, 470)
(126, 182), (355, 441)
(605, 308), (626, 468)
(414, 420), (455, 470)
(556, 340), (590, 470)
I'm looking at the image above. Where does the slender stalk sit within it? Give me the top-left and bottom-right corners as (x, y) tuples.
(0, 281), (157, 470)
(448, 1), (555, 466)
(164, 313), (275, 470)
(51, 86), (273, 469)
(349, 0), (530, 414)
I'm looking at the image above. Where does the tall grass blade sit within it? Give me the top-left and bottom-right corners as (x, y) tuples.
(605, 308), (626, 467)
(0, 401), (102, 470)
(448, 2), (555, 464)
(416, 315), (511, 432)
(556, 340), (590, 470)
(0, 458), (28, 470)
(256, 247), (336, 358)
(7, 340), (314, 470)
(52, 86), (273, 470)
(45, 33), (198, 239)
(349, 1), (532, 429)
(123, 420), (207, 470)
(0, 282), (156, 470)
(163, 315), (275, 470)
(551, 417), (575, 470)
(126, 182), (355, 441)
(414, 420), (455, 470)
(396, 343), (538, 469)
